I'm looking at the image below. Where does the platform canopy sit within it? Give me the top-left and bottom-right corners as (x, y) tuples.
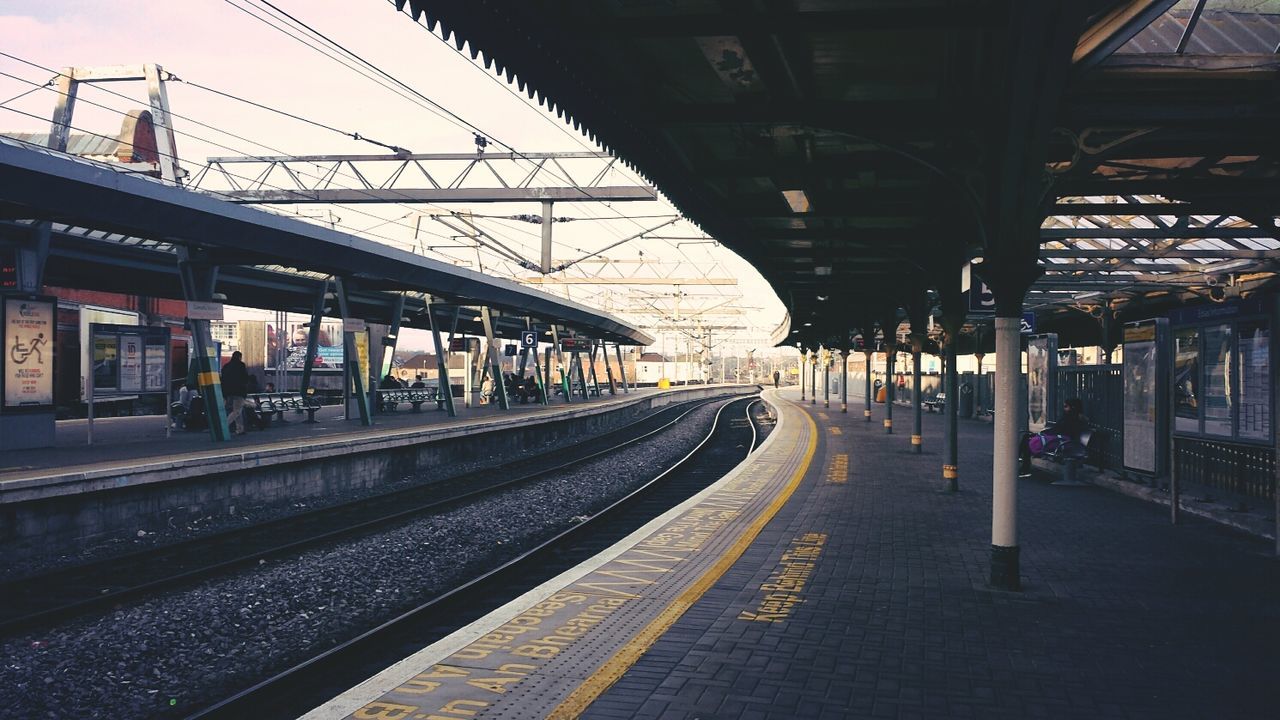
(0, 137), (653, 346)
(387, 0), (1280, 348)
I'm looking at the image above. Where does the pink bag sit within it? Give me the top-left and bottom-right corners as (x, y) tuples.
(1027, 433), (1062, 456)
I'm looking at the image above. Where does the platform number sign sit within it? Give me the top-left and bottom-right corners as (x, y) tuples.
(520, 330), (537, 349)
(967, 280), (995, 314)
(961, 263), (995, 315)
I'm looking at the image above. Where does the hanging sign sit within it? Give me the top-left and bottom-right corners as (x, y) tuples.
(186, 301), (224, 321)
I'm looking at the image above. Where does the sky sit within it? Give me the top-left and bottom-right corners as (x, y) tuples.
(0, 0), (789, 357)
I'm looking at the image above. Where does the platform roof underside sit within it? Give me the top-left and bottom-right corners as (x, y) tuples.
(396, 0), (1280, 348)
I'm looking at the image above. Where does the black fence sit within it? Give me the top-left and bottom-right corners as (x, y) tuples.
(1054, 366), (1124, 472)
(1175, 438), (1276, 503)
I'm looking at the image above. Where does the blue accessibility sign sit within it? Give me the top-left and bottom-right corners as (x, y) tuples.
(1020, 312), (1036, 334)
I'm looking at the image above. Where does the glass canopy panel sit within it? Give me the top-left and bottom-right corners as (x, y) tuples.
(1115, 0), (1280, 60)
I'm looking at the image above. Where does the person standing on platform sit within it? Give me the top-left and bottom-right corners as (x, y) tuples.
(221, 351), (250, 436)
(773, 369), (780, 389)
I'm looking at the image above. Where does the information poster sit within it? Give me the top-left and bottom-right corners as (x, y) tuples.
(145, 344), (167, 392)
(93, 335), (119, 391)
(3, 297), (54, 407)
(1237, 321), (1270, 441)
(120, 336), (143, 392)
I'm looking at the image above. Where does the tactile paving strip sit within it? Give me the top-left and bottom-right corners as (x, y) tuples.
(304, 392), (815, 720)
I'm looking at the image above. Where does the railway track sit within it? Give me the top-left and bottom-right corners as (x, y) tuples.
(187, 395), (762, 720)
(0, 394), (749, 636)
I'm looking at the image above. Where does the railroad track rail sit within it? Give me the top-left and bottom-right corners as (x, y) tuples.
(187, 394), (761, 720)
(0, 394), (751, 636)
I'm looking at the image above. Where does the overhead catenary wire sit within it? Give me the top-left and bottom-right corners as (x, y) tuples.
(0, 55), (465, 245)
(173, 77), (410, 154)
(229, 0), (733, 296)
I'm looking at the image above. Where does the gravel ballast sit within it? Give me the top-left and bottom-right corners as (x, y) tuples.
(1, 399), (736, 719)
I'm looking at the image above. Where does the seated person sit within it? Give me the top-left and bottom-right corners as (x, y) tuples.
(410, 375), (427, 389)
(185, 393), (207, 431)
(1019, 398), (1089, 476)
(378, 373), (402, 410)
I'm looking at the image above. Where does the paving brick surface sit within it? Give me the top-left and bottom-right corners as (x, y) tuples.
(585, 392), (1280, 719)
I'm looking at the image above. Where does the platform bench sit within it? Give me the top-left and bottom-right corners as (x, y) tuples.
(248, 392), (321, 425)
(377, 387), (440, 412)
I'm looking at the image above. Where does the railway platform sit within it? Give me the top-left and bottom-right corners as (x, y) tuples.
(310, 388), (1280, 720)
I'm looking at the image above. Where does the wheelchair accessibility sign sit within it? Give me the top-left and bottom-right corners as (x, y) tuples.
(520, 330), (537, 349)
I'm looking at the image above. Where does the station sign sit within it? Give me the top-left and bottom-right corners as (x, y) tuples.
(560, 337), (582, 351)
(448, 337), (467, 352)
(342, 318), (367, 333)
(520, 330), (537, 349)
(185, 301), (224, 321)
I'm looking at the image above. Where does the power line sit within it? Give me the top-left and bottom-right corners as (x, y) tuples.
(0, 53), (444, 215)
(175, 78), (409, 154)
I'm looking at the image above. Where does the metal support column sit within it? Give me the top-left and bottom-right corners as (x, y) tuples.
(991, 315), (1021, 590)
(527, 319), (549, 406)
(823, 350), (831, 409)
(543, 346), (554, 400)
(143, 63), (181, 185)
(586, 340), (602, 397)
(800, 351), (807, 401)
(912, 344), (923, 453)
(600, 340), (617, 394)
(864, 350), (873, 422)
(840, 350), (848, 413)
(573, 344), (590, 400)
(615, 344), (630, 394)
(373, 294), (406, 414)
(540, 200), (554, 273)
(884, 345), (895, 434)
(176, 254), (230, 442)
(944, 334), (959, 491)
(300, 280), (328, 397)
(335, 277), (371, 426)
(810, 352), (817, 405)
(427, 301), (457, 417)
(480, 306), (510, 410)
(550, 326), (570, 402)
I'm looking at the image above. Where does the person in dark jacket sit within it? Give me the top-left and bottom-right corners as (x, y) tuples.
(220, 351), (250, 436)
(1019, 398), (1089, 476)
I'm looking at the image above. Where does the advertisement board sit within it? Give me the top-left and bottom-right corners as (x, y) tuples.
(1025, 334), (1057, 433)
(1122, 319), (1168, 476)
(3, 295), (55, 408)
(266, 320), (345, 372)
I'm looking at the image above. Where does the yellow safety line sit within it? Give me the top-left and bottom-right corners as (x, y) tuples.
(549, 403), (819, 719)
